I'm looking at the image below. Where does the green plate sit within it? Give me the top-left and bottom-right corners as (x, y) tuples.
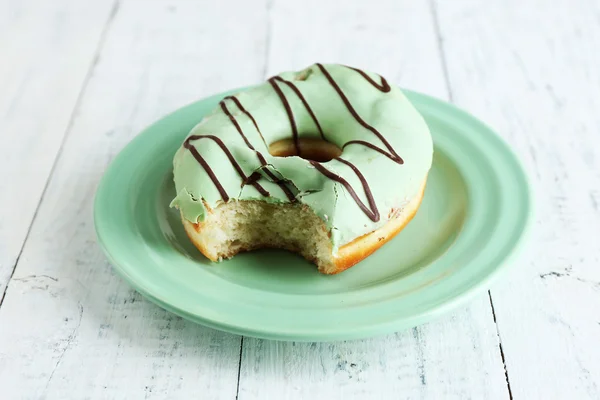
(94, 88), (531, 341)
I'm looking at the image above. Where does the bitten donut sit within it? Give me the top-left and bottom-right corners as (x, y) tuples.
(171, 63), (433, 274)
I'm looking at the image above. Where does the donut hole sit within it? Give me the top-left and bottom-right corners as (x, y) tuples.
(268, 137), (342, 162)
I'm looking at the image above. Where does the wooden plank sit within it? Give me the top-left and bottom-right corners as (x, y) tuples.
(0, 0), (116, 298)
(0, 0), (271, 397)
(238, 1), (510, 399)
(434, 0), (600, 398)
(241, 299), (508, 400)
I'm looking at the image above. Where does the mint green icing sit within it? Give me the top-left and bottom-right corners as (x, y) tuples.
(171, 63), (433, 252)
(171, 187), (207, 222)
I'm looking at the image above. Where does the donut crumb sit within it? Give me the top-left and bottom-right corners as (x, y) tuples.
(186, 200), (337, 273)
(295, 68), (313, 81)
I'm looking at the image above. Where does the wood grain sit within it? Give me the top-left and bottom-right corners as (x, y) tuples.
(435, 0), (600, 398)
(0, 0), (270, 397)
(0, 0), (116, 299)
(238, 1), (509, 399)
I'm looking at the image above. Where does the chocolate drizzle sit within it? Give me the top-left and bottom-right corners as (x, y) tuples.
(220, 97), (296, 201)
(185, 64), (405, 222)
(310, 158), (380, 221)
(316, 63), (403, 165)
(183, 134), (268, 201)
(270, 77), (325, 139)
(221, 96), (268, 148)
(268, 78), (301, 156)
(220, 101), (255, 149)
(345, 65), (391, 93)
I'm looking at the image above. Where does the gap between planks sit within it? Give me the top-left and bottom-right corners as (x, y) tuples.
(489, 291), (514, 400)
(428, 0), (454, 103)
(235, 336), (244, 400)
(0, 0), (122, 309)
(429, 0), (513, 397)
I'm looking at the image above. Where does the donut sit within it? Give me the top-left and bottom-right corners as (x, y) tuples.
(171, 63), (433, 274)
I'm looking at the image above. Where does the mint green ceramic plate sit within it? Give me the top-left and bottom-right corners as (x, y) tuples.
(94, 88), (531, 341)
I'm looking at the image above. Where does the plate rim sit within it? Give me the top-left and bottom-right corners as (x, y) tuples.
(94, 88), (533, 341)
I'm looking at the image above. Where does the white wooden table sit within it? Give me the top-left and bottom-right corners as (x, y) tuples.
(1, 0), (599, 398)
